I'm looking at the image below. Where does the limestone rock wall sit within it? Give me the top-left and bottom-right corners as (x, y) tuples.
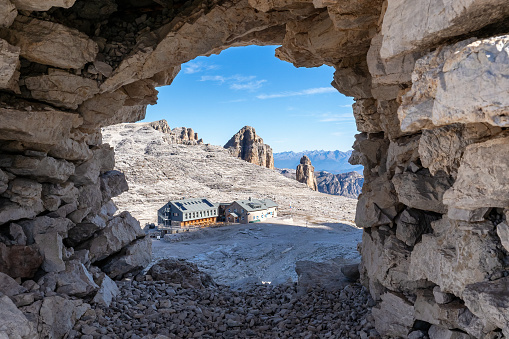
(224, 126), (275, 169)
(296, 155), (318, 191)
(0, 0), (508, 337)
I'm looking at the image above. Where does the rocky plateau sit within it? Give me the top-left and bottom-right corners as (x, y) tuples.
(102, 122), (357, 226)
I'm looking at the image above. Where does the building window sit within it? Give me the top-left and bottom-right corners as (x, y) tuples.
(234, 208), (237, 213)
(241, 216), (244, 220)
(228, 208), (231, 213)
(241, 209), (244, 213)
(174, 213), (178, 217)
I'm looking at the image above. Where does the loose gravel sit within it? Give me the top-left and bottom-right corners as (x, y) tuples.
(71, 277), (379, 339)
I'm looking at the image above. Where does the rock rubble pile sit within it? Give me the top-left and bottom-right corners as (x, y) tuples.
(71, 259), (377, 339)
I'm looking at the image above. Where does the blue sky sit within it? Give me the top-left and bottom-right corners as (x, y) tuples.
(143, 45), (358, 153)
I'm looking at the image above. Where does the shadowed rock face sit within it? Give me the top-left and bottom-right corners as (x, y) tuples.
(316, 171), (364, 198)
(224, 126), (274, 169)
(0, 0), (509, 337)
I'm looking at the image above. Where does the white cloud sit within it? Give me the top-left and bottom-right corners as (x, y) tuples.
(230, 80), (266, 91)
(183, 61), (218, 74)
(257, 87), (336, 99)
(199, 74), (266, 91)
(339, 104), (353, 108)
(200, 75), (227, 83)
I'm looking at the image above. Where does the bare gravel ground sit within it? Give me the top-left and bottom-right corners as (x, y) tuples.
(151, 217), (362, 287)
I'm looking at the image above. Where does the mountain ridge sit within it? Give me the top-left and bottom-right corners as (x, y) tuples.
(274, 150), (363, 174)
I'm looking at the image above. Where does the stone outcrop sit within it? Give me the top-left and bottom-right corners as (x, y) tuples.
(296, 155), (318, 191)
(0, 0), (508, 337)
(148, 119), (203, 145)
(316, 171), (364, 198)
(224, 126), (274, 169)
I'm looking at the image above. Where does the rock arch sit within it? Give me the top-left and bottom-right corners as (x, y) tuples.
(1, 0), (509, 337)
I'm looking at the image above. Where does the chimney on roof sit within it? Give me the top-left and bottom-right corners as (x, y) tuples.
(249, 197), (252, 201)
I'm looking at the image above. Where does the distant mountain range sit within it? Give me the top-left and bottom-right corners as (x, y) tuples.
(274, 150), (363, 174)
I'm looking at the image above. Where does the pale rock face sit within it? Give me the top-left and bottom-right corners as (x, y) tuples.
(10, 0), (75, 11)
(418, 123), (502, 178)
(463, 277), (509, 337)
(410, 218), (502, 297)
(0, 271), (26, 296)
(367, 33), (423, 101)
(0, 295), (34, 339)
(372, 291), (415, 337)
(360, 227), (431, 300)
(39, 260), (98, 297)
(34, 232), (65, 273)
(496, 221), (509, 252)
(24, 69), (100, 110)
(78, 211), (143, 263)
(100, 236), (151, 279)
(392, 170), (452, 214)
(332, 59), (372, 100)
(443, 136), (509, 209)
(399, 36), (509, 132)
(0, 104), (82, 148)
(0, 0), (16, 28)
(0, 38), (20, 91)
(4, 155), (75, 184)
(296, 156), (318, 191)
(18, 216), (73, 245)
(428, 325), (476, 339)
(3, 178), (42, 207)
(37, 296), (89, 339)
(380, 0), (509, 59)
(91, 273), (119, 307)
(352, 99), (381, 133)
(224, 126), (274, 169)
(1, 16), (97, 69)
(414, 289), (495, 337)
(276, 11), (372, 67)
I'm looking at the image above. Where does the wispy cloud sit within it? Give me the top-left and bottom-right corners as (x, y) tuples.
(230, 80), (266, 91)
(339, 104), (353, 108)
(318, 113), (354, 122)
(200, 75), (227, 83)
(200, 74), (266, 91)
(220, 98), (248, 104)
(256, 87), (336, 99)
(183, 61), (218, 74)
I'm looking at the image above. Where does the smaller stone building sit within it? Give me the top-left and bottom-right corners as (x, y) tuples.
(158, 198), (219, 228)
(225, 198), (278, 223)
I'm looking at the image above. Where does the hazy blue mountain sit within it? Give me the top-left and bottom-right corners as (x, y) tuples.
(274, 150), (363, 174)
